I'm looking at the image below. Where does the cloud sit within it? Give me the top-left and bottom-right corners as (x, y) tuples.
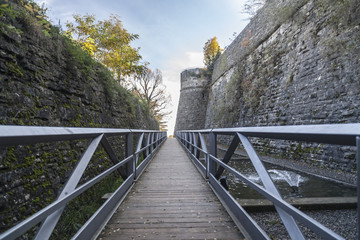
(160, 51), (203, 134)
(36, 0), (55, 6)
(163, 51), (203, 80)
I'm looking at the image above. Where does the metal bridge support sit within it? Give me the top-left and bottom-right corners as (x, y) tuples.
(126, 132), (134, 179)
(193, 133), (198, 158)
(208, 132), (217, 177)
(238, 133), (305, 239)
(214, 135), (240, 179)
(176, 124), (359, 240)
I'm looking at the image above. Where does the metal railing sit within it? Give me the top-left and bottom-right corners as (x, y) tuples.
(176, 124), (360, 240)
(0, 125), (167, 240)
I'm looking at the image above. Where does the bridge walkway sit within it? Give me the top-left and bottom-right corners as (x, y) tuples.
(99, 138), (243, 240)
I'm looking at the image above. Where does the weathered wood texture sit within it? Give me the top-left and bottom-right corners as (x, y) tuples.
(99, 138), (243, 240)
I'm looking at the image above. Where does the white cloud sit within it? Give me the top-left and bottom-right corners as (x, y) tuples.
(36, 0), (54, 6)
(161, 51), (203, 135)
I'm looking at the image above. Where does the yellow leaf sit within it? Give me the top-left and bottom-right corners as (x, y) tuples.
(24, 4), (33, 13)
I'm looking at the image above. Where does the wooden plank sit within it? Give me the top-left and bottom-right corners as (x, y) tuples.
(99, 138), (244, 239)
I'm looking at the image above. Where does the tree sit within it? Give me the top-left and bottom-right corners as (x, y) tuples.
(203, 37), (222, 70)
(66, 14), (143, 83)
(131, 68), (172, 130)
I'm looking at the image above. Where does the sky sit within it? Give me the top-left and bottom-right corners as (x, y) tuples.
(36, 0), (250, 134)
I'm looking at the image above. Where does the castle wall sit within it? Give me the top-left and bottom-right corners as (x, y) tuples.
(204, 0), (360, 176)
(0, 1), (158, 234)
(174, 68), (209, 131)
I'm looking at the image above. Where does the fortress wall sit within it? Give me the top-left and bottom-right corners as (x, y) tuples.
(204, 0), (360, 176)
(174, 0), (359, 179)
(174, 68), (209, 131)
(205, 0), (360, 178)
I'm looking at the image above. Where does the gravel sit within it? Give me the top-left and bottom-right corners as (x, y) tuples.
(216, 144), (358, 239)
(249, 209), (358, 239)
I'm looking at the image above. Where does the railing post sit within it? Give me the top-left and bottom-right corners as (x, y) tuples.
(193, 133), (198, 158)
(155, 132), (159, 147)
(357, 136), (360, 236)
(145, 133), (151, 157)
(151, 132), (155, 151)
(189, 132), (194, 154)
(208, 132), (217, 177)
(126, 132), (134, 179)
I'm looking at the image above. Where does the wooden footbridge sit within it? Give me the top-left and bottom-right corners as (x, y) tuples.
(99, 138), (243, 239)
(0, 124), (359, 239)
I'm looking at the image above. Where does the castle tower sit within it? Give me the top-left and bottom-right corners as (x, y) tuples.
(174, 68), (209, 132)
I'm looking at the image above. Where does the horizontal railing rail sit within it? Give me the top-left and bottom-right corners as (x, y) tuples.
(176, 123), (360, 240)
(0, 125), (167, 240)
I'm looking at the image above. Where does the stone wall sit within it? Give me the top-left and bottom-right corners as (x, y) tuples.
(174, 68), (209, 131)
(205, 0), (360, 175)
(0, 1), (158, 236)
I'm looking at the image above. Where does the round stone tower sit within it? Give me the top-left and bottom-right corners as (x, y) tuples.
(175, 68), (209, 132)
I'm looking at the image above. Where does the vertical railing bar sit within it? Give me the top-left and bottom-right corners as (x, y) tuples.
(198, 133), (208, 178)
(148, 132), (152, 153)
(214, 134), (240, 179)
(237, 133), (305, 240)
(145, 133), (150, 157)
(155, 132), (159, 148)
(34, 134), (104, 240)
(198, 133), (208, 153)
(134, 133), (144, 179)
(154, 132), (157, 148)
(189, 132), (193, 153)
(151, 132), (155, 152)
(152, 132), (156, 150)
(101, 136), (127, 179)
(184, 133), (188, 148)
(147, 133), (152, 154)
(191, 134), (193, 148)
(125, 132), (134, 179)
(195, 133), (200, 159)
(193, 133), (198, 158)
(209, 132), (217, 176)
(135, 133), (145, 166)
(187, 132), (190, 149)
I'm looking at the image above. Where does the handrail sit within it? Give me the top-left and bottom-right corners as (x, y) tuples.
(176, 123), (360, 240)
(0, 126), (167, 240)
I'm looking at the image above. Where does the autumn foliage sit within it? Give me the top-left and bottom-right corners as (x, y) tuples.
(66, 14), (143, 83)
(66, 14), (171, 128)
(203, 37), (222, 70)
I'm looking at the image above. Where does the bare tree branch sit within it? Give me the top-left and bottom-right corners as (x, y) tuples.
(131, 68), (172, 130)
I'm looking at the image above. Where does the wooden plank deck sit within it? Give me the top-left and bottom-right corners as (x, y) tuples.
(98, 138), (244, 240)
